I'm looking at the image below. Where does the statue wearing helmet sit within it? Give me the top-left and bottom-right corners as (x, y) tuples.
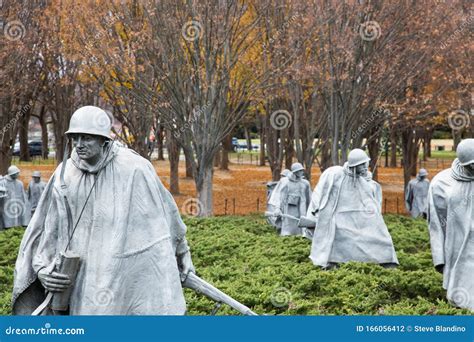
(1, 165), (30, 229)
(13, 106), (195, 315)
(266, 169), (291, 232)
(405, 168), (430, 218)
(270, 163), (312, 237)
(27, 171), (47, 216)
(428, 138), (474, 311)
(306, 148), (398, 269)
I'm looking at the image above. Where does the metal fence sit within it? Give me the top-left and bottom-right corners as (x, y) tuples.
(214, 196), (409, 216)
(228, 153), (453, 170)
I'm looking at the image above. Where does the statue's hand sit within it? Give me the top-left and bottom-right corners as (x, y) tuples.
(178, 251), (195, 282)
(38, 268), (71, 293)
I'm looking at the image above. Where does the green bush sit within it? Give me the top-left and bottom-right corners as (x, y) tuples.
(0, 215), (471, 315)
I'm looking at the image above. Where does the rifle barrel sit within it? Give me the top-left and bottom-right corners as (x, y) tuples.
(182, 272), (257, 316)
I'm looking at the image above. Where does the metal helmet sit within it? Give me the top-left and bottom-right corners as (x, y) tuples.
(32, 171), (41, 178)
(347, 148), (371, 167)
(280, 169), (291, 177)
(65, 106), (112, 139)
(456, 138), (474, 166)
(7, 165), (20, 176)
(418, 168), (428, 177)
(291, 162), (305, 173)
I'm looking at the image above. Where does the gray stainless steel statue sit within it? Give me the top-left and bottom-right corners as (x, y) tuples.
(307, 149), (398, 269)
(27, 171), (47, 216)
(267, 169), (291, 231)
(277, 163), (312, 236)
(405, 168), (430, 218)
(2, 165), (30, 229)
(428, 138), (474, 311)
(0, 176), (6, 230)
(12, 106), (195, 315)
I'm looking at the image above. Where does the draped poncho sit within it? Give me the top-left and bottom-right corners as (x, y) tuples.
(12, 143), (189, 315)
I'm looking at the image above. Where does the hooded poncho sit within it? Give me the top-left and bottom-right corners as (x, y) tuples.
(306, 163), (398, 267)
(405, 176), (430, 218)
(428, 159), (474, 311)
(267, 174), (291, 231)
(12, 143), (188, 315)
(27, 180), (47, 213)
(1, 175), (30, 229)
(277, 175), (312, 236)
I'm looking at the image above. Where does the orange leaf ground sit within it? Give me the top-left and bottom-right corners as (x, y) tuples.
(12, 157), (453, 216)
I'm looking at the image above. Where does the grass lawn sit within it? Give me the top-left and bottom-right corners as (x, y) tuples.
(0, 215), (470, 315)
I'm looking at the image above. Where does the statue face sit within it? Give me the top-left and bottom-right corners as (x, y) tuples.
(10, 173), (19, 180)
(294, 170), (304, 178)
(469, 163), (474, 171)
(33, 177), (41, 183)
(71, 133), (105, 164)
(355, 162), (369, 176)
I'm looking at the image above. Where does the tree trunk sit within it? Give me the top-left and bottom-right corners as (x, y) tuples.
(259, 114), (266, 166)
(320, 132), (332, 171)
(38, 105), (49, 159)
(423, 136), (430, 161)
(284, 135), (294, 170)
(390, 129), (397, 167)
(0, 148), (12, 174)
(214, 149), (221, 167)
(367, 135), (380, 181)
(220, 134), (232, 170)
(156, 126), (165, 160)
(196, 163), (213, 217)
(55, 131), (66, 164)
(401, 129), (420, 189)
(0, 100), (23, 173)
(244, 126), (252, 151)
(167, 130), (180, 195)
(52, 85), (76, 164)
(19, 108), (31, 161)
(271, 163), (282, 181)
(452, 130), (462, 151)
(426, 137), (432, 157)
(265, 105), (284, 181)
(185, 150), (193, 178)
(423, 129), (432, 159)
(134, 138), (149, 160)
